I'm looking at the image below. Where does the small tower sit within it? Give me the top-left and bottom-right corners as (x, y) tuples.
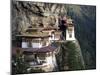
(66, 17), (75, 41)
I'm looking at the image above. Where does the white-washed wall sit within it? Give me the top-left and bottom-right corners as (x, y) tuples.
(32, 42), (42, 48)
(22, 42), (28, 48)
(66, 28), (75, 40)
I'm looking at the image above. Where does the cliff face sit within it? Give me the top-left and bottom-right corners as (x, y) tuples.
(11, 1), (96, 71)
(67, 5), (96, 69)
(11, 1), (67, 39)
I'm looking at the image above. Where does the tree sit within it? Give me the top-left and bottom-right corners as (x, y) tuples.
(12, 49), (29, 74)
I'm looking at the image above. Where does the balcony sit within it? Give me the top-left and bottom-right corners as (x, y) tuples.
(28, 60), (52, 70)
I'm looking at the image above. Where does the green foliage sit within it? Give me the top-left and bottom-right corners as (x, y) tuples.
(56, 41), (85, 71)
(12, 54), (29, 74)
(66, 41), (85, 70)
(29, 68), (45, 73)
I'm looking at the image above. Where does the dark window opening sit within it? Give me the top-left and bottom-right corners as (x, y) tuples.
(69, 34), (72, 38)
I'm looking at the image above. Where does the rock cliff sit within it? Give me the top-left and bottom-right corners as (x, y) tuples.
(11, 1), (96, 71)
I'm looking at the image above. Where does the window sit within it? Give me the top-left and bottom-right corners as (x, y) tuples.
(41, 38), (47, 46)
(69, 34), (72, 38)
(28, 42), (32, 47)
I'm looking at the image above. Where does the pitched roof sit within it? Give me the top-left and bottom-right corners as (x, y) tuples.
(16, 33), (51, 38)
(12, 46), (57, 55)
(26, 26), (59, 32)
(26, 27), (43, 32)
(42, 26), (59, 31)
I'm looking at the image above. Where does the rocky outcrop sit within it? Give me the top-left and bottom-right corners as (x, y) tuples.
(11, 1), (67, 40)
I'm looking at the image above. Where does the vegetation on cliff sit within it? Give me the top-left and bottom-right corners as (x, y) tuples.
(53, 40), (85, 71)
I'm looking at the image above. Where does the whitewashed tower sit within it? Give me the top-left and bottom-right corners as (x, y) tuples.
(66, 17), (75, 41)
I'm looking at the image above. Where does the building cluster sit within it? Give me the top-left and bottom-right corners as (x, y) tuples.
(12, 16), (75, 72)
